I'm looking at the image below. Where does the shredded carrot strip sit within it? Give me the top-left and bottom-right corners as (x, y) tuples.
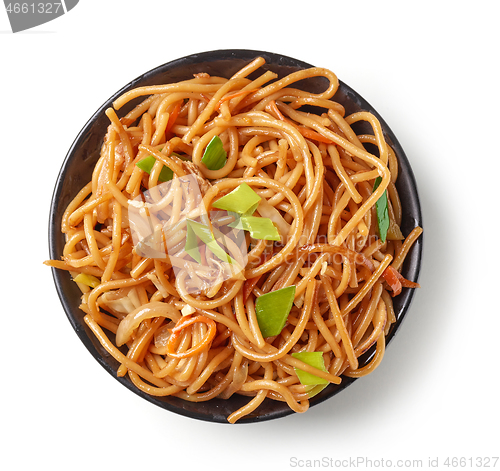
(382, 266), (419, 296)
(381, 266), (402, 296)
(166, 315), (216, 359)
(216, 88), (258, 110)
(268, 100), (286, 121)
(296, 126), (334, 144)
(268, 100), (333, 144)
(165, 102), (181, 135)
(391, 266), (420, 288)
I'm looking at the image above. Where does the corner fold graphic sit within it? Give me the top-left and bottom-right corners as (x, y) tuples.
(4, 0), (80, 33)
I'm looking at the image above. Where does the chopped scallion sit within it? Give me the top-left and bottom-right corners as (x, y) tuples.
(136, 155), (173, 182)
(202, 135), (227, 170)
(185, 219), (234, 264)
(373, 176), (389, 243)
(229, 215), (280, 241)
(212, 183), (261, 214)
(291, 351), (329, 386)
(185, 221), (202, 263)
(304, 383), (329, 398)
(255, 285), (296, 337)
(73, 273), (100, 289)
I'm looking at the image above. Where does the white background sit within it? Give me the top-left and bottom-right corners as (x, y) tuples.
(2, 1), (498, 469)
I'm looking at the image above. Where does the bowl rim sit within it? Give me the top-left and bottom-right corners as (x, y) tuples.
(48, 48), (423, 424)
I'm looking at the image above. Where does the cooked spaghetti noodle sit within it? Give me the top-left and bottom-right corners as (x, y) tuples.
(46, 57), (422, 423)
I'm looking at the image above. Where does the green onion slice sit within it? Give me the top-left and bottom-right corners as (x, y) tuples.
(229, 215), (280, 241)
(291, 351), (329, 386)
(213, 183), (279, 240)
(185, 219), (234, 264)
(185, 221), (202, 263)
(304, 383), (329, 398)
(136, 155), (173, 182)
(202, 135), (227, 170)
(255, 285), (296, 338)
(373, 176), (389, 243)
(212, 183), (261, 214)
(73, 273), (100, 288)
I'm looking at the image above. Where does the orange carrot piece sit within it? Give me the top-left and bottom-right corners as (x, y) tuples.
(382, 266), (402, 296)
(382, 266), (420, 297)
(268, 100), (286, 121)
(165, 102), (182, 135)
(199, 93), (212, 103)
(166, 315), (216, 359)
(268, 100), (334, 144)
(216, 88), (259, 110)
(391, 267), (420, 289)
(296, 126), (334, 144)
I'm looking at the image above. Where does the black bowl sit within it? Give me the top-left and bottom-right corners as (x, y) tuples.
(49, 49), (423, 424)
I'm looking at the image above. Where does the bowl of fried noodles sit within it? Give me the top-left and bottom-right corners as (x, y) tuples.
(46, 49), (423, 423)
